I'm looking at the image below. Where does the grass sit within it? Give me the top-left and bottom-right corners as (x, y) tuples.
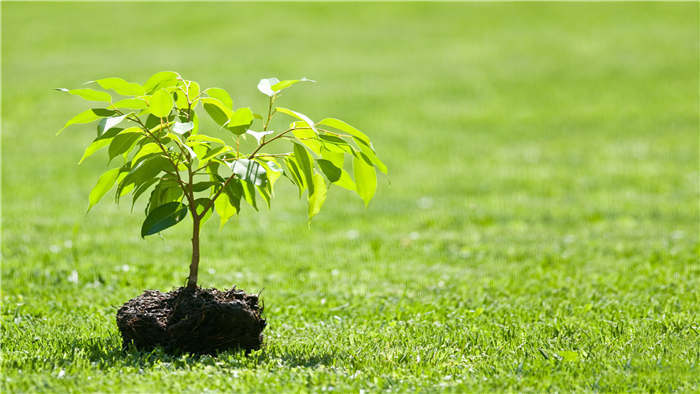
(1, 2), (698, 392)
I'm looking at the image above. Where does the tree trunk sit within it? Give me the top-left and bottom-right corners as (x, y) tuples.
(187, 216), (201, 289)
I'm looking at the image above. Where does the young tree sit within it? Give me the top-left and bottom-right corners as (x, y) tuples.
(58, 72), (386, 289)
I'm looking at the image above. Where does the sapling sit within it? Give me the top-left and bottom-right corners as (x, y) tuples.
(57, 71), (386, 353)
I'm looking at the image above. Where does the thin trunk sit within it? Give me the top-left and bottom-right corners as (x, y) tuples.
(187, 216), (201, 289)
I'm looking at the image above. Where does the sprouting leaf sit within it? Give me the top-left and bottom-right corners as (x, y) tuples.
(56, 88), (111, 102)
(172, 121), (194, 135)
(143, 71), (180, 93)
(317, 118), (370, 144)
(57, 108), (116, 135)
(88, 167), (120, 211)
(149, 88), (174, 118)
(353, 155), (377, 207)
(293, 143), (315, 195)
(257, 77), (280, 96)
(140, 202), (187, 237)
(308, 171), (327, 220)
(174, 81), (200, 109)
(271, 77), (315, 92)
(92, 77), (145, 96)
(276, 107), (317, 133)
(204, 88), (233, 109)
(246, 129), (274, 144)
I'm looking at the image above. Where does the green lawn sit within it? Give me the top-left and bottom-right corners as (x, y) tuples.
(2, 2), (698, 392)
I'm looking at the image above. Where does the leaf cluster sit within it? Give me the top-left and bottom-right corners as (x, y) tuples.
(57, 72), (386, 237)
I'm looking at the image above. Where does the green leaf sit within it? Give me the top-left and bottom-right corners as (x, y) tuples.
(192, 181), (218, 192)
(199, 145), (231, 166)
(292, 125), (322, 154)
(226, 107), (254, 135)
(276, 107), (317, 133)
(215, 181), (241, 228)
(146, 178), (183, 214)
(308, 171), (327, 220)
(94, 77), (145, 96)
(108, 132), (142, 161)
(258, 159), (283, 186)
(241, 179), (257, 210)
(321, 151), (355, 191)
(257, 183), (272, 208)
(319, 134), (353, 153)
(355, 138), (388, 174)
(88, 167), (120, 211)
(140, 202), (187, 237)
(317, 118), (370, 144)
(271, 77), (314, 92)
(143, 71), (180, 93)
(317, 159), (341, 182)
(187, 134), (226, 146)
(205, 88), (233, 109)
(149, 88), (174, 118)
(57, 88), (111, 102)
(130, 143), (162, 164)
(120, 155), (171, 193)
(201, 97), (232, 127)
(131, 177), (159, 211)
(112, 98), (147, 109)
(79, 138), (111, 164)
(57, 108), (116, 135)
(293, 143), (315, 195)
(353, 155), (377, 207)
(284, 156), (306, 197)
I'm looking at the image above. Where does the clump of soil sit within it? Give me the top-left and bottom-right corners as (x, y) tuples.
(116, 286), (265, 354)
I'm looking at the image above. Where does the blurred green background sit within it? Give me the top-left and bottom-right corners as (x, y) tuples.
(2, 2), (698, 392)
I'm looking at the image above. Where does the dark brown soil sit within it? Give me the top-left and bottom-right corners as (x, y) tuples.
(116, 286), (265, 354)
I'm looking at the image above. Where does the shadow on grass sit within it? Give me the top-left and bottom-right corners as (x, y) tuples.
(72, 335), (337, 370)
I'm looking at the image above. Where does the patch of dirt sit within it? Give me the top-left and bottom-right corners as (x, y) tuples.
(116, 286), (265, 354)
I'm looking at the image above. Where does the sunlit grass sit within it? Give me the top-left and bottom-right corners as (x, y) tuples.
(2, 2), (698, 392)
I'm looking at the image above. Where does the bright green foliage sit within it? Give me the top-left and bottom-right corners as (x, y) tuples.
(58, 71), (384, 238)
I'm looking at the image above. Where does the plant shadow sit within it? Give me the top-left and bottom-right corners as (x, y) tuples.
(72, 335), (338, 370)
